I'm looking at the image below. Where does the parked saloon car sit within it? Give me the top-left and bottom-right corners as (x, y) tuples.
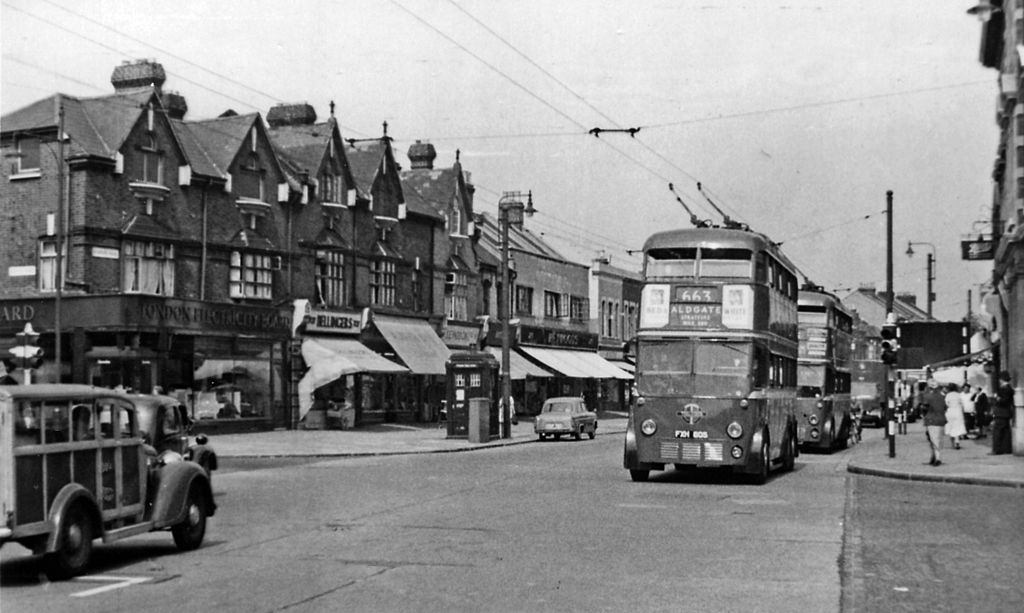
(534, 397), (598, 441)
(0, 385), (215, 579)
(132, 394), (218, 480)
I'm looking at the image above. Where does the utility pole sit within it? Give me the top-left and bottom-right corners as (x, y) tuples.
(55, 102), (65, 381)
(886, 190), (896, 458)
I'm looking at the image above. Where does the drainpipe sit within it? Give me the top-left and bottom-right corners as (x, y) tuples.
(199, 180), (209, 300)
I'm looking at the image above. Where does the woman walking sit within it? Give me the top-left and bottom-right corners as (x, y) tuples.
(944, 383), (967, 449)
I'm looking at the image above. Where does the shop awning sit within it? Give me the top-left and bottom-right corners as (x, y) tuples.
(373, 315), (451, 375)
(607, 359), (635, 373)
(298, 338), (407, 419)
(486, 347), (555, 380)
(518, 346), (633, 380)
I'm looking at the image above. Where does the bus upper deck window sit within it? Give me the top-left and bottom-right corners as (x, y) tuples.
(698, 248), (752, 278)
(646, 247), (696, 277)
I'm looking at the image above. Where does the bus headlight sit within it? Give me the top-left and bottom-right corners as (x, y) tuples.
(636, 396), (646, 407)
(808, 414), (820, 426)
(726, 422), (743, 439)
(810, 428), (820, 440)
(731, 446), (743, 459)
(640, 419), (657, 436)
(816, 400), (824, 409)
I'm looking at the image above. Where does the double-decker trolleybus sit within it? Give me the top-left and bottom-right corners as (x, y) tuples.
(624, 226), (800, 484)
(796, 285), (853, 451)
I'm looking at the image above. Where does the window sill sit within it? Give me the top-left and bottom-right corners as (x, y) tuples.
(9, 170), (41, 181)
(129, 181), (170, 199)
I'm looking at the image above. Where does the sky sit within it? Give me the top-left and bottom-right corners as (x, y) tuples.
(1, 0), (1000, 322)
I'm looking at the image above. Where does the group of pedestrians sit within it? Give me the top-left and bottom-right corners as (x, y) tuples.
(915, 371), (1015, 466)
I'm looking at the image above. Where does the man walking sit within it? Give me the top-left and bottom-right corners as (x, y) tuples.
(918, 377), (948, 466)
(992, 371), (1015, 455)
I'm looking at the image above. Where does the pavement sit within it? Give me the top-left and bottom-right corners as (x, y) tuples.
(208, 413), (1024, 488)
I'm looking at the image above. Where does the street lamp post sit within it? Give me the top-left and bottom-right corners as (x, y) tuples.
(906, 241), (937, 318)
(498, 191), (534, 439)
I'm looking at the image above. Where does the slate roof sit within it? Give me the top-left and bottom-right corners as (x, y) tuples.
(345, 139), (388, 199)
(475, 211), (565, 262)
(268, 119), (355, 191)
(1, 88), (158, 160)
(185, 113), (261, 174)
(400, 167), (454, 220)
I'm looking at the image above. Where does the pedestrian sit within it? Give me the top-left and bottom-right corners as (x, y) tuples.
(974, 386), (990, 438)
(944, 383), (966, 449)
(918, 377), (947, 466)
(992, 371), (1015, 455)
(960, 384), (976, 437)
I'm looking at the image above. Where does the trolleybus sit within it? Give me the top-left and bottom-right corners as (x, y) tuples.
(796, 286), (853, 451)
(624, 227), (800, 483)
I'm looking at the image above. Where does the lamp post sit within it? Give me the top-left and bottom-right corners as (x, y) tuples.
(498, 190), (534, 439)
(905, 241), (936, 319)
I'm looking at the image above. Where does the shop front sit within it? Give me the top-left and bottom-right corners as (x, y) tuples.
(295, 306), (408, 429)
(361, 313), (452, 423)
(511, 324), (633, 414)
(0, 295), (292, 433)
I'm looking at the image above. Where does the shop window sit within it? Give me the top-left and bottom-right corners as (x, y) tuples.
(230, 251), (273, 299)
(315, 249), (346, 306)
(370, 259), (396, 306)
(123, 240), (175, 295)
(191, 339), (277, 420)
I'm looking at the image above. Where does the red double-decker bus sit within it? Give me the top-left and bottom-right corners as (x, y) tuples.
(623, 227), (800, 484)
(796, 286), (853, 451)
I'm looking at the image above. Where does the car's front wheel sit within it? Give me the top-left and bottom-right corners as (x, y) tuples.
(172, 484), (208, 551)
(629, 469), (650, 482)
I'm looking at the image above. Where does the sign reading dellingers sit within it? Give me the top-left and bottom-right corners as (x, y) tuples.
(640, 285), (753, 329)
(304, 308), (363, 335)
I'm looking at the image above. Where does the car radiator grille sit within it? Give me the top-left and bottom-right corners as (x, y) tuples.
(660, 441), (725, 462)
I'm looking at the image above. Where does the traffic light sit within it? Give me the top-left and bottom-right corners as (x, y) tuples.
(880, 323), (899, 366)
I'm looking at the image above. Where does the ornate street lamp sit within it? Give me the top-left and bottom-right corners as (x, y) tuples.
(906, 241), (937, 318)
(498, 191), (534, 438)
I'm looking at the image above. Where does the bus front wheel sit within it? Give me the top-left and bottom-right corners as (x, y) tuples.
(629, 469), (650, 482)
(752, 435), (770, 485)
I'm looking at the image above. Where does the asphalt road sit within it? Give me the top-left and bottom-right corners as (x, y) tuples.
(2, 434), (1020, 612)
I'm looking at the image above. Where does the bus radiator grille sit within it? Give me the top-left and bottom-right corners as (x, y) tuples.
(659, 441), (725, 462)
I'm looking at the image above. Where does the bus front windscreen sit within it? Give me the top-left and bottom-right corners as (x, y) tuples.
(638, 339), (751, 397)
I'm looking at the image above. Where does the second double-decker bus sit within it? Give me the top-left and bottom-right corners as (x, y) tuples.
(624, 227), (800, 484)
(796, 285), (853, 451)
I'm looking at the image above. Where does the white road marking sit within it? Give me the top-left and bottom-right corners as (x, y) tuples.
(71, 575), (151, 597)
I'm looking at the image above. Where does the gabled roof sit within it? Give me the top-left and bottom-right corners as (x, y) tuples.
(400, 167), (454, 219)
(2, 88), (160, 160)
(269, 118), (355, 193)
(346, 138), (405, 206)
(475, 211), (565, 262)
(170, 119), (224, 179)
(186, 113), (262, 173)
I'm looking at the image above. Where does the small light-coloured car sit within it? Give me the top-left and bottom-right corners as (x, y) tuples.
(534, 397), (597, 441)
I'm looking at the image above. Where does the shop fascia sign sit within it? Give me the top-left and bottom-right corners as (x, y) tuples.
(519, 324), (598, 349)
(304, 307), (365, 335)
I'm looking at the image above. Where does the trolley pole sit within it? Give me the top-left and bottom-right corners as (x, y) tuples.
(886, 190), (896, 458)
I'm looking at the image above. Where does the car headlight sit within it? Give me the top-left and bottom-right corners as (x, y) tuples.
(640, 419), (657, 435)
(739, 399), (749, 408)
(726, 421), (743, 439)
(808, 414), (820, 426)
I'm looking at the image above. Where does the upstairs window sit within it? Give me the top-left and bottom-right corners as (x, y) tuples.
(370, 259), (396, 306)
(230, 251), (273, 300)
(236, 153), (265, 201)
(315, 249), (346, 306)
(320, 173), (343, 205)
(515, 285), (534, 316)
(544, 291), (563, 319)
(445, 271), (468, 320)
(16, 136), (41, 173)
(139, 134), (164, 185)
(571, 295), (589, 323)
(38, 239), (63, 291)
(123, 240), (175, 295)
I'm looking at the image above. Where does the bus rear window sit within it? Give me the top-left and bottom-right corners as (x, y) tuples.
(698, 248), (752, 278)
(646, 247), (696, 278)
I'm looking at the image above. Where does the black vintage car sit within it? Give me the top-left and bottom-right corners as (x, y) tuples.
(132, 394), (218, 480)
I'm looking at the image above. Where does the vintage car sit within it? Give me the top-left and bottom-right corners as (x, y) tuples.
(534, 396), (598, 441)
(0, 384), (215, 580)
(131, 394), (218, 481)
